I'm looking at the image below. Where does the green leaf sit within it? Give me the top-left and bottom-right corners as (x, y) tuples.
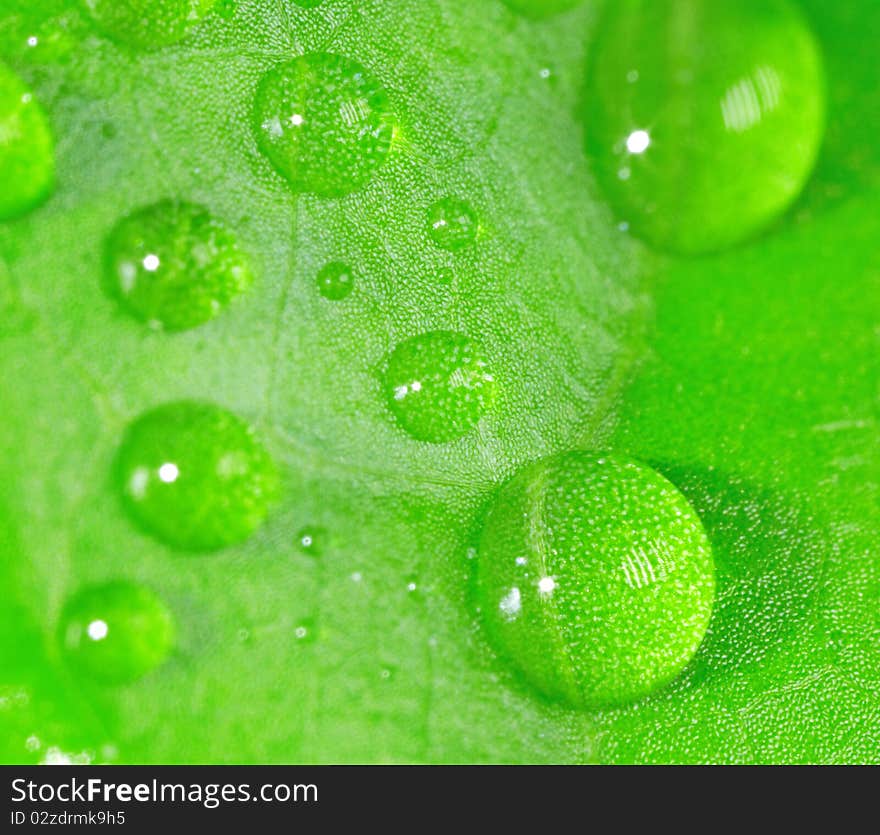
(0, 0), (876, 764)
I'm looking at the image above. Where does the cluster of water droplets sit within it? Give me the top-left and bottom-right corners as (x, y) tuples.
(0, 0), (828, 711)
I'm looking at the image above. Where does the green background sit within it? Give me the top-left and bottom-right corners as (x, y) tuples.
(0, 0), (877, 763)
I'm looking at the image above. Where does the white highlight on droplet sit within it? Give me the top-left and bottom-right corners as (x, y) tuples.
(626, 129), (651, 154)
(290, 113), (305, 126)
(538, 576), (556, 595)
(158, 462), (179, 483)
(87, 620), (109, 641)
(499, 587), (522, 621)
(142, 254), (161, 272)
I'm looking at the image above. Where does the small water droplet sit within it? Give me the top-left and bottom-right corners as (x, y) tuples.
(215, 0), (237, 19)
(382, 330), (498, 443)
(316, 262), (354, 301)
(296, 525), (325, 556)
(59, 583), (175, 684)
(583, 0), (825, 254)
(0, 63), (54, 220)
(253, 53), (395, 196)
(116, 401), (279, 552)
(434, 266), (454, 285)
(426, 197), (478, 252)
(104, 200), (252, 332)
(293, 618), (316, 644)
(85, 0), (218, 49)
(476, 452), (715, 708)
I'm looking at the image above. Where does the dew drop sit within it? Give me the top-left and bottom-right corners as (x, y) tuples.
(116, 401), (279, 552)
(426, 197), (478, 252)
(316, 262), (354, 301)
(501, 0), (584, 19)
(582, 0), (825, 254)
(85, 0), (217, 49)
(104, 200), (252, 332)
(59, 583), (175, 684)
(296, 525), (324, 556)
(382, 330), (498, 444)
(293, 618), (316, 644)
(435, 266), (454, 285)
(253, 53), (395, 197)
(215, 0), (237, 19)
(0, 63), (54, 221)
(476, 452), (715, 708)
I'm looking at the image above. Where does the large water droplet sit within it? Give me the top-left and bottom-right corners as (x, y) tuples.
(253, 52), (395, 197)
(59, 583), (175, 684)
(85, 0), (217, 49)
(476, 452), (714, 708)
(117, 401), (279, 552)
(382, 331), (497, 443)
(426, 197), (478, 252)
(0, 62), (54, 221)
(582, 0), (825, 254)
(104, 200), (252, 332)
(316, 262), (354, 301)
(501, 0), (584, 19)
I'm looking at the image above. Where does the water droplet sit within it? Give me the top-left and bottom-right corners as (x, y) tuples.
(215, 0), (236, 19)
(502, 0), (583, 19)
(104, 200), (253, 332)
(85, 0), (218, 49)
(296, 526), (324, 556)
(435, 266), (454, 285)
(0, 63), (54, 221)
(293, 618), (316, 644)
(59, 583), (175, 684)
(476, 452), (715, 708)
(426, 197), (478, 252)
(382, 330), (498, 443)
(583, 0), (825, 254)
(316, 261), (354, 301)
(253, 53), (395, 197)
(116, 401), (279, 552)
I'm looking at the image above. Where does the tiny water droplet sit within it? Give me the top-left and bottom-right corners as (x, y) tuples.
(583, 0), (825, 254)
(104, 200), (253, 332)
(426, 197), (478, 252)
(215, 0), (237, 19)
(316, 262), (354, 301)
(59, 582), (175, 684)
(434, 266), (454, 285)
(0, 63), (54, 220)
(85, 0), (218, 49)
(293, 618), (316, 644)
(253, 53), (395, 196)
(296, 526), (324, 556)
(476, 452), (715, 708)
(382, 330), (498, 443)
(116, 401), (279, 552)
